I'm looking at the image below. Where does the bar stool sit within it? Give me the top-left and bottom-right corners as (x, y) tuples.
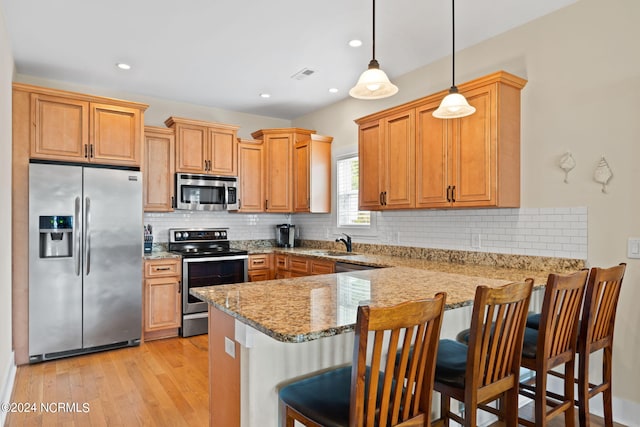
(523, 264), (626, 427)
(518, 269), (589, 427)
(279, 294), (446, 427)
(434, 279), (534, 427)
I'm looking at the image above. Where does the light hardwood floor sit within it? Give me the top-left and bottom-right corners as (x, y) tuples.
(6, 334), (625, 427)
(6, 335), (209, 426)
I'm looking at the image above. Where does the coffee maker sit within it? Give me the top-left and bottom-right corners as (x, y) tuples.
(276, 224), (296, 247)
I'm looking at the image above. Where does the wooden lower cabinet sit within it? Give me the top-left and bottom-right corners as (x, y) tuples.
(143, 258), (182, 341)
(275, 254), (335, 278)
(248, 254), (273, 282)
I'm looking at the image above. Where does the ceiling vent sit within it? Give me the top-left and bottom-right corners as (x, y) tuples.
(291, 68), (316, 80)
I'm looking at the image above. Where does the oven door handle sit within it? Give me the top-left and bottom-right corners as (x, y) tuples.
(182, 255), (248, 263)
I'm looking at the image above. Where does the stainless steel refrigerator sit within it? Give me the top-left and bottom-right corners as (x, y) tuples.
(29, 162), (143, 362)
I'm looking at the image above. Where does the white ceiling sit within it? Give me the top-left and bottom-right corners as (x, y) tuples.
(1, 0), (577, 120)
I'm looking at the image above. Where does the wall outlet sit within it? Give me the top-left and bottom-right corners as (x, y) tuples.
(471, 234), (481, 248)
(628, 237), (640, 259)
(224, 337), (236, 358)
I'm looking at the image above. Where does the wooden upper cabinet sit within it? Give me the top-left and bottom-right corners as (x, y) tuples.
(358, 120), (384, 211)
(24, 84), (147, 166)
(294, 134), (333, 213)
(237, 139), (265, 212)
(382, 109), (415, 209)
(166, 117), (239, 176)
(251, 128), (331, 214)
(209, 128), (237, 175)
(264, 132), (294, 212)
(144, 126), (175, 212)
(90, 103), (141, 166)
(358, 110), (414, 210)
(175, 123), (208, 173)
(416, 100), (450, 208)
(31, 93), (89, 161)
(417, 76), (524, 208)
(358, 70), (526, 211)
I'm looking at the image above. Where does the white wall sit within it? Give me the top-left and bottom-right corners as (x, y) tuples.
(0, 5), (14, 426)
(293, 0), (640, 420)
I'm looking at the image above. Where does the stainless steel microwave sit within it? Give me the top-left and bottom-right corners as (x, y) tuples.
(175, 173), (239, 211)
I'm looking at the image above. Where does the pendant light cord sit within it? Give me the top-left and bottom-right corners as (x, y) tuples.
(451, 0), (456, 88)
(372, 0), (376, 62)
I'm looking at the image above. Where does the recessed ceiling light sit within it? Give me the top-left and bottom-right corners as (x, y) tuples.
(348, 39), (363, 48)
(329, 88), (339, 93)
(116, 62), (131, 70)
(260, 93), (271, 99)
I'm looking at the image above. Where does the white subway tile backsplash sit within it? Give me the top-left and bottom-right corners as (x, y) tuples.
(145, 206), (588, 260)
(294, 206), (588, 260)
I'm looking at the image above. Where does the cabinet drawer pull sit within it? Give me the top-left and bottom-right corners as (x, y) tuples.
(155, 267), (172, 271)
(253, 260), (265, 265)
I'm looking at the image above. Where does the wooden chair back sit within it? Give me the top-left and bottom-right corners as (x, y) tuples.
(466, 279), (534, 403)
(580, 263), (626, 354)
(536, 270), (589, 365)
(350, 293), (446, 427)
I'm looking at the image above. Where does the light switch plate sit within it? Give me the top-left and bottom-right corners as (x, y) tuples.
(224, 337), (236, 358)
(627, 238), (640, 259)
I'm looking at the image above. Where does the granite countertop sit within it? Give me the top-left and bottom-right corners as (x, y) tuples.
(143, 250), (181, 260)
(191, 266), (546, 344)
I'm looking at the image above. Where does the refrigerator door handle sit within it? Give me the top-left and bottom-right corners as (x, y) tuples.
(75, 196), (82, 276)
(85, 196), (91, 276)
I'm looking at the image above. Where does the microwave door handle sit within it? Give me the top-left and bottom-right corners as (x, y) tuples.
(75, 196), (82, 276)
(84, 196), (91, 276)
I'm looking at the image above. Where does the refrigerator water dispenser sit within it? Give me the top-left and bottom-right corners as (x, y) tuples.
(39, 215), (73, 258)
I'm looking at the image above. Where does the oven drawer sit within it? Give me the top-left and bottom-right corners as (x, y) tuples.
(145, 258), (181, 278)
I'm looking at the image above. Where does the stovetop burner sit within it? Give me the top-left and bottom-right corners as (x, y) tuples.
(168, 227), (248, 258)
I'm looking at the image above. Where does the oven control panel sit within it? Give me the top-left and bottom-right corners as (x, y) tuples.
(169, 228), (229, 242)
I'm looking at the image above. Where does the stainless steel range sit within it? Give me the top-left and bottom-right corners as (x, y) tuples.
(169, 228), (248, 337)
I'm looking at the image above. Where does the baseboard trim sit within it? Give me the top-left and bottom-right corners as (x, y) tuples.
(0, 351), (16, 427)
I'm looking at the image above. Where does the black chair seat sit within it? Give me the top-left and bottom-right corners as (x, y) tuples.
(435, 339), (469, 388)
(279, 366), (352, 427)
(456, 325), (539, 360)
(521, 327), (539, 359)
(279, 366), (388, 427)
(526, 312), (541, 329)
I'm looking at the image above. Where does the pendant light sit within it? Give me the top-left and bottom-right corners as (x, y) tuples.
(433, 0), (475, 119)
(349, 0), (398, 100)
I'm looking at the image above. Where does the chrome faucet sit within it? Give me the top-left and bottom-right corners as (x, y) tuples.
(335, 233), (353, 252)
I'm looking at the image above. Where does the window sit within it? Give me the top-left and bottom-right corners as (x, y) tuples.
(337, 155), (371, 228)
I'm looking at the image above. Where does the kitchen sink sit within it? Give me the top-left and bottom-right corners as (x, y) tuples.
(309, 250), (359, 257)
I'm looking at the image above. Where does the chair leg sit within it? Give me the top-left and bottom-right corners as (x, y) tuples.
(578, 350), (591, 427)
(602, 347), (614, 427)
(503, 389), (519, 427)
(441, 392), (451, 427)
(535, 370), (548, 427)
(564, 361), (576, 427)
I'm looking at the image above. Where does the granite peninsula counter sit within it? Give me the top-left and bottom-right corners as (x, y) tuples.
(190, 261), (563, 427)
(190, 266), (541, 343)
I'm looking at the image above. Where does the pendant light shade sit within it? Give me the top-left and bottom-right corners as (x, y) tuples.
(349, 0), (398, 100)
(432, 86), (475, 118)
(433, 0), (475, 119)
